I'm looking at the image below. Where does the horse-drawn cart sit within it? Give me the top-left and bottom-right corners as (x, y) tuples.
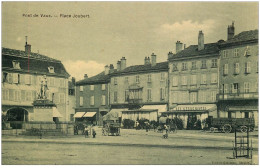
(102, 122), (121, 136)
(209, 118), (255, 133)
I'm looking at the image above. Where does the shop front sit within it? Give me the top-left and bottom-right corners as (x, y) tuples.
(163, 104), (217, 129)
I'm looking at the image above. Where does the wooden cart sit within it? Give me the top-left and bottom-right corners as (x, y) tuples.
(102, 122), (121, 136)
(209, 118), (255, 133)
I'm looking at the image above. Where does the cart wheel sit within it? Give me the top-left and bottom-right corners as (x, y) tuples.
(240, 126), (247, 133)
(210, 127), (215, 133)
(223, 124), (232, 133)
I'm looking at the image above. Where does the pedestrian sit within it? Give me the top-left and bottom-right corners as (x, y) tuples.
(92, 129), (96, 138)
(84, 125), (89, 138)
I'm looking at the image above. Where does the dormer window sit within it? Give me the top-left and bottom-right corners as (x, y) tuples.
(244, 46), (251, 56)
(48, 66), (55, 73)
(12, 61), (21, 69)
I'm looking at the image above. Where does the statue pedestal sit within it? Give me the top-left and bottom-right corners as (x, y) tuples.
(33, 99), (55, 122)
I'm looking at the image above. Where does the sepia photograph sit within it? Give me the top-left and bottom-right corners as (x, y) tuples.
(1, 1), (259, 165)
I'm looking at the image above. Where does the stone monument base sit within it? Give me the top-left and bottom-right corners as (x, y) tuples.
(33, 99), (55, 122)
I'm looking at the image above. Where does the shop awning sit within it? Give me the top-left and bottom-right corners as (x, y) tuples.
(83, 112), (96, 118)
(168, 104), (217, 113)
(53, 107), (63, 118)
(141, 105), (167, 113)
(108, 108), (129, 117)
(74, 112), (86, 118)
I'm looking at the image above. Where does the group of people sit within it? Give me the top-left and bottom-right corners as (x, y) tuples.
(74, 124), (96, 138)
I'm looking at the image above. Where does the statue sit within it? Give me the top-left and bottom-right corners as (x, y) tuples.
(38, 75), (48, 99)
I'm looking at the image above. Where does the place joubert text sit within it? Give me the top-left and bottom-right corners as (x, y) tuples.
(22, 14), (90, 18)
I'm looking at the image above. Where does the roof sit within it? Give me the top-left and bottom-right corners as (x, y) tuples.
(221, 29), (258, 47)
(76, 71), (110, 85)
(169, 42), (219, 61)
(2, 47), (70, 78)
(111, 61), (168, 76)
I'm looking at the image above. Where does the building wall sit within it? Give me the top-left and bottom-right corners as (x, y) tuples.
(109, 71), (168, 105)
(219, 43), (258, 95)
(2, 71), (69, 121)
(168, 55), (219, 109)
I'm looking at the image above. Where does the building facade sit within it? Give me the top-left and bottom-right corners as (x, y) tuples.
(217, 29), (258, 127)
(109, 54), (168, 122)
(166, 31), (219, 129)
(75, 65), (113, 125)
(2, 42), (71, 123)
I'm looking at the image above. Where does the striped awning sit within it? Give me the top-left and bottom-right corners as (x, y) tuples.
(74, 112), (86, 118)
(83, 112), (96, 118)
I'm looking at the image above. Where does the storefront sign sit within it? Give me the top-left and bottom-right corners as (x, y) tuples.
(174, 106), (207, 111)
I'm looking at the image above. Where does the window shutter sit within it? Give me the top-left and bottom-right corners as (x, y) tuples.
(21, 90), (26, 101)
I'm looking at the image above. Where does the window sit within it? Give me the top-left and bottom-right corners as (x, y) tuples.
(160, 73), (165, 81)
(223, 64), (228, 75)
(8, 73), (13, 83)
(190, 92), (197, 103)
(80, 86), (83, 91)
(211, 91), (217, 102)
(48, 66), (55, 73)
(13, 73), (19, 84)
(201, 74), (207, 84)
(60, 78), (65, 87)
(12, 61), (21, 69)
(136, 76), (140, 83)
(182, 62), (187, 71)
(160, 88), (165, 101)
(90, 85), (94, 90)
(191, 75), (197, 85)
(9, 89), (14, 101)
(181, 76), (187, 85)
(14, 90), (21, 101)
(148, 74), (152, 83)
(124, 77), (128, 83)
(244, 46), (251, 56)
(102, 84), (106, 90)
(223, 50), (227, 58)
(234, 48), (239, 57)
(125, 90), (129, 102)
(211, 73), (217, 84)
(26, 91), (32, 101)
(223, 84), (228, 93)
(172, 76), (178, 86)
(231, 83), (239, 94)
(172, 63), (178, 72)
(50, 77), (55, 87)
(80, 97), (83, 106)
(90, 96), (94, 105)
(2, 72), (8, 83)
(114, 78), (117, 85)
(25, 74), (32, 85)
(102, 95), (106, 105)
(59, 93), (64, 104)
(114, 92), (118, 103)
(191, 61), (196, 70)
(234, 63), (240, 74)
(211, 59), (217, 68)
(199, 91), (206, 102)
(2, 89), (9, 100)
(147, 89), (152, 101)
(244, 82), (250, 93)
(70, 114), (74, 121)
(245, 62), (251, 74)
(201, 60), (207, 69)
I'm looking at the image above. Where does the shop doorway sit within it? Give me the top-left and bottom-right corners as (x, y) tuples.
(6, 108), (29, 129)
(187, 113), (197, 130)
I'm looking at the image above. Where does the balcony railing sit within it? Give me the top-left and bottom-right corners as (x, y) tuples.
(128, 99), (143, 104)
(217, 92), (258, 100)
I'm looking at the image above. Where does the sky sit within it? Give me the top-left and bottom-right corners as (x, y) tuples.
(2, 1), (259, 80)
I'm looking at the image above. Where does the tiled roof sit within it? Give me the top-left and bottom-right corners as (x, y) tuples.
(222, 29), (258, 45)
(169, 43), (219, 61)
(111, 61), (168, 76)
(2, 47), (70, 77)
(76, 71), (110, 85)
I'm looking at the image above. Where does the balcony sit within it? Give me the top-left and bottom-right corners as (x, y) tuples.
(217, 92), (258, 100)
(128, 98), (143, 104)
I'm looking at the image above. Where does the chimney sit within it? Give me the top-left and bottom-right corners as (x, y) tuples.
(151, 53), (157, 66)
(109, 64), (114, 73)
(198, 31), (204, 51)
(176, 41), (183, 53)
(117, 60), (121, 71)
(147, 57), (150, 64)
(25, 36), (31, 55)
(168, 51), (174, 59)
(227, 21), (235, 40)
(71, 77), (76, 85)
(84, 74), (88, 79)
(184, 44), (186, 49)
(120, 57), (126, 70)
(104, 65), (109, 75)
